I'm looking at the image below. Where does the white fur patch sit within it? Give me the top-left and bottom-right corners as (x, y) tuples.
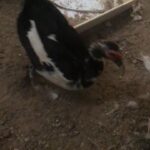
(27, 20), (71, 89)
(27, 20), (50, 65)
(37, 70), (82, 90)
(48, 34), (57, 42)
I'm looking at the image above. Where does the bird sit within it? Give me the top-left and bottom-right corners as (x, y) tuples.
(17, 0), (124, 90)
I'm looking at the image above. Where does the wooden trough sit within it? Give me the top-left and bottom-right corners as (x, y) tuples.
(75, 0), (135, 33)
(52, 0), (135, 33)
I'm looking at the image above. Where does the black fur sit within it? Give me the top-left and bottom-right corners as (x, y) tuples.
(17, 0), (103, 88)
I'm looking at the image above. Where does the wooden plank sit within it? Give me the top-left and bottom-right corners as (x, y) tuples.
(75, 0), (135, 33)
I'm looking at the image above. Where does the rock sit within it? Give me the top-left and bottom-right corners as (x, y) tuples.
(24, 137), (29, 142)
(18, 53), (22, 57)
(142, 55), (150, 72)
(133, 15), (143, 21)
(80, 141), (85, 148)
(52, 118), (61, 128)
(126, 101), (138, 109)
(49, 91), (59, 100)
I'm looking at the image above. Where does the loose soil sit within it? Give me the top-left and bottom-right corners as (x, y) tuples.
(0, 0), (150, 150)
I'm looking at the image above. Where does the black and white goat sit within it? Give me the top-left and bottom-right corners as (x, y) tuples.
(17, 0), (124, 90)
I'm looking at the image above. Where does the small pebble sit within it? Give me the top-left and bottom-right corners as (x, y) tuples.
(119, 75), (123, 79)
(24, 137), (29, 142)
(18, 53), (22, 57)
(80, 142), (85, 148)
(50, 92), (59, 100)
(142, 55), (150, 72)
(126, 101), (138, 109)
(133, 15), (143, 21)
(52, 122), (61, 128)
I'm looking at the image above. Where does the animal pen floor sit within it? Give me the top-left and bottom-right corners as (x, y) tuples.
(0, 0), (150, 150)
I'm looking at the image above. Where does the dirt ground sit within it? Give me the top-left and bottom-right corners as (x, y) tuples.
(0, 0), (150, 150)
